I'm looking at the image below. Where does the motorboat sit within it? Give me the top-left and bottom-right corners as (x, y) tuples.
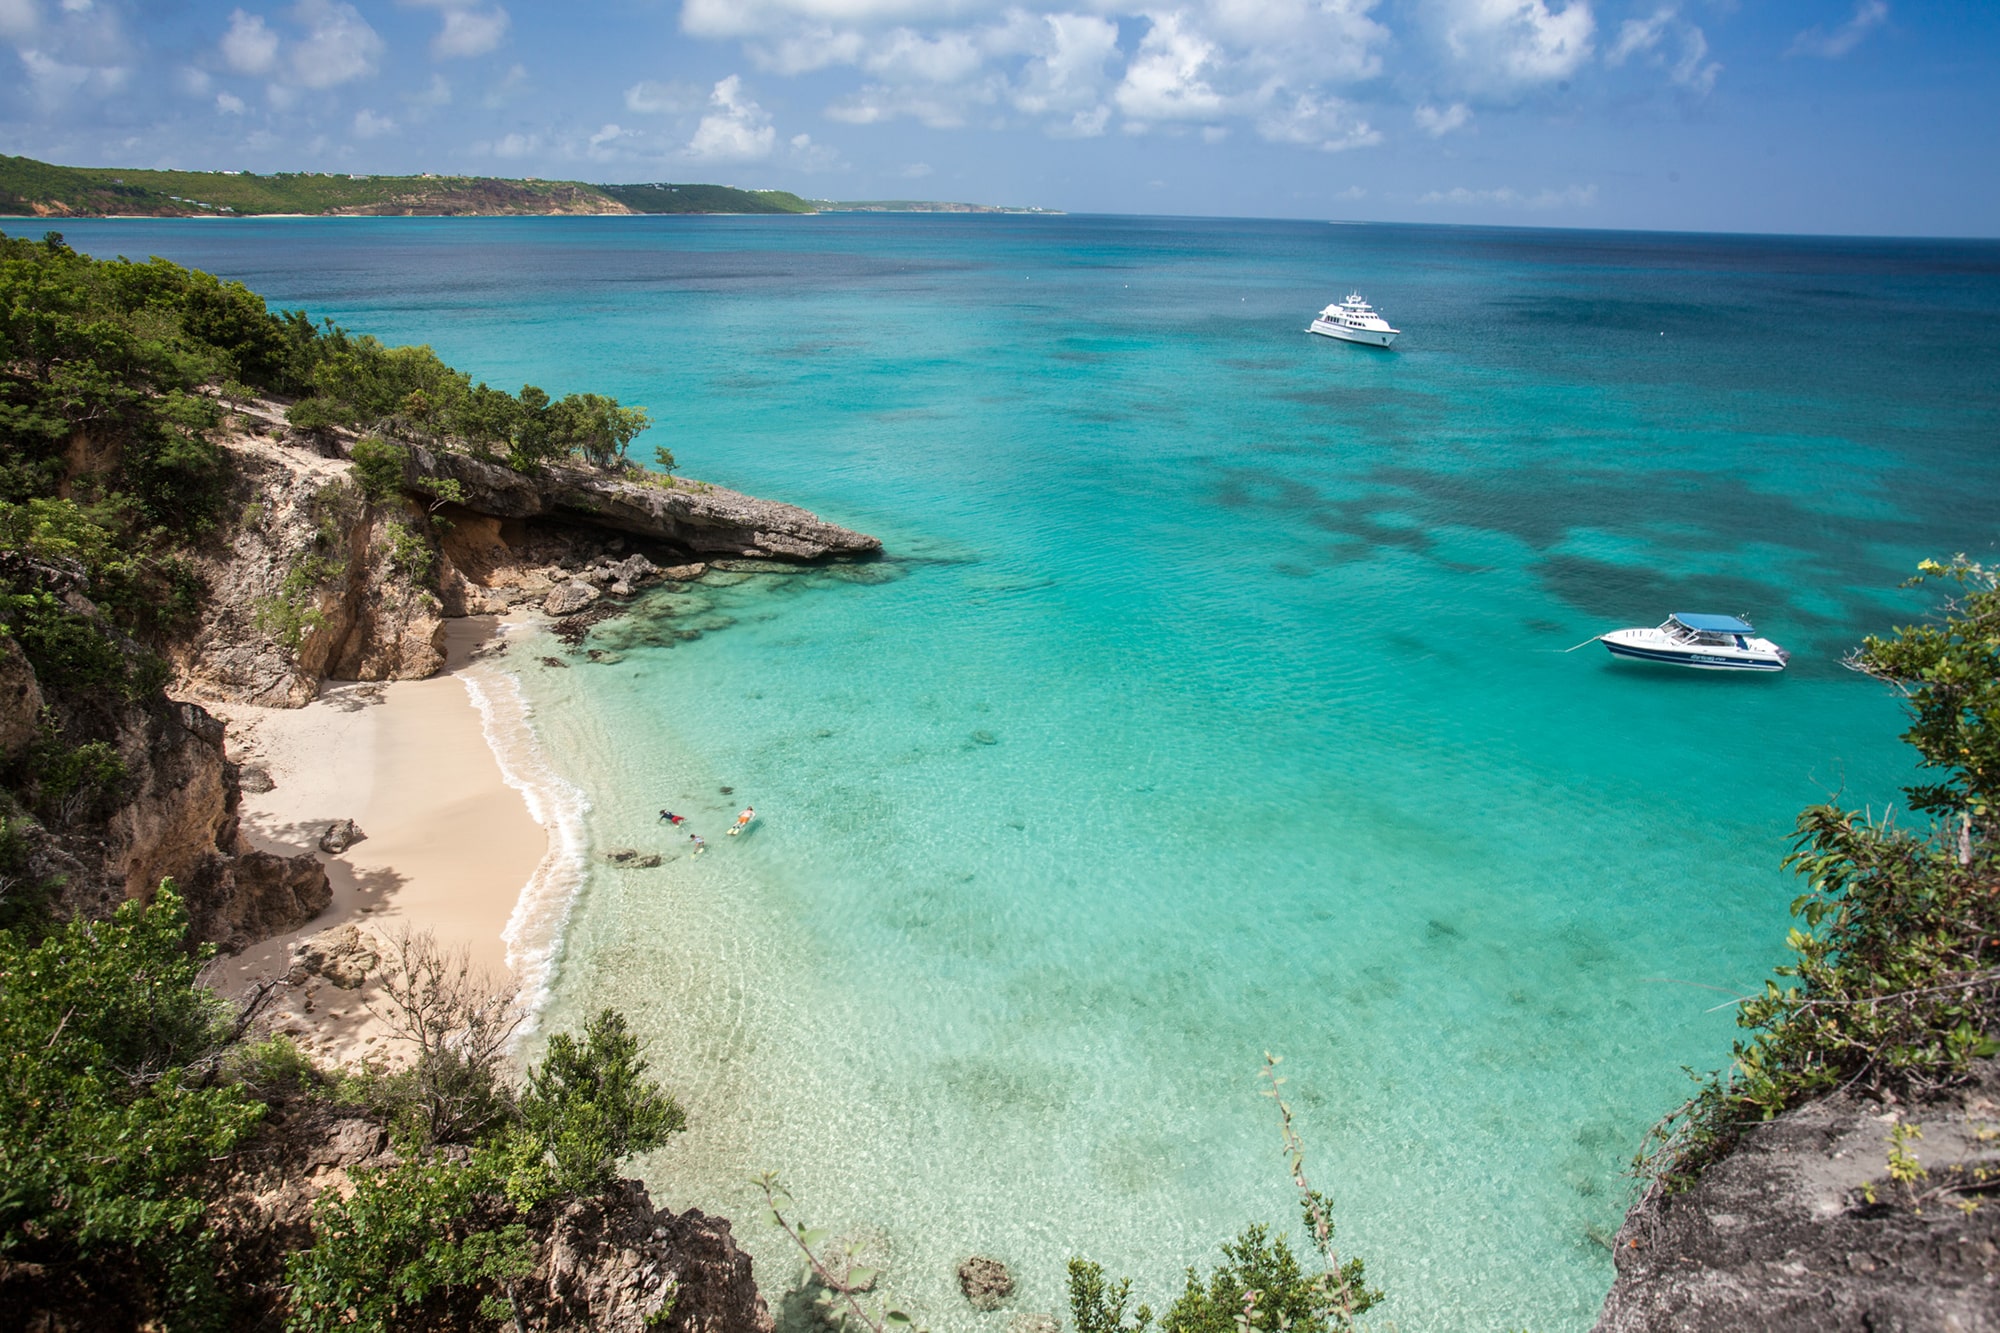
(1600, 612), (1789, 672)
(1308, 293), (1398, 347)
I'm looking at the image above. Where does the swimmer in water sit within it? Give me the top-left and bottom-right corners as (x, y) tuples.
(688, 833), (706, 855)
(659, 810), (686, 826)
(729, 806), (755, 836)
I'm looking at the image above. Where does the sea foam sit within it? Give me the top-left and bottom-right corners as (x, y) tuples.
(463, 651), (592, 1029)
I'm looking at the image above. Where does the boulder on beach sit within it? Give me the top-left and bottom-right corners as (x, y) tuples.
(290, 922), (380, 989)
(544, 579), (602, 616)
(958, 1256), (1014, 1311)
(318, 818), (366, 854)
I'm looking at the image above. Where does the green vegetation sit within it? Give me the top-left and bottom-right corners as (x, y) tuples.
(1, 153), (816, 219)
(595, 182), (815, 215)
(1641, 556), (2000, 1191)
(0, 883), (686, 1330)
(0, 884), (266, 1325)
(1067, 1058), (1380, 1333)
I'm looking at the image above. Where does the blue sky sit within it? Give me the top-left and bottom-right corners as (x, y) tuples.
(1, 0), (1993, 234)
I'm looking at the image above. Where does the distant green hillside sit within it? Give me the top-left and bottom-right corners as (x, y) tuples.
(595, 182), (814, 215)
(0, 154), (815, 218)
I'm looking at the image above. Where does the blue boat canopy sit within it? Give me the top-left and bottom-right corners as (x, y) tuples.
(1671, 612), (1756, 634)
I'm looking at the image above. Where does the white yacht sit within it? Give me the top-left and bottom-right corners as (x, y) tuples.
(1308, 293), (1399, 347)
(1600, 613), (1789, 672)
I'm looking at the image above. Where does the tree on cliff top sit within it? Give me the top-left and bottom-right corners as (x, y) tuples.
(1643, 556), (2000, 1189)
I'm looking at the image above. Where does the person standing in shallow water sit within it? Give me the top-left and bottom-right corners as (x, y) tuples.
(730, 806), (755, 836)
(688, 833), (705, 855)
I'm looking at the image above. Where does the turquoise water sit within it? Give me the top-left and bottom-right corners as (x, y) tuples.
(42, 216), (2000, 1330)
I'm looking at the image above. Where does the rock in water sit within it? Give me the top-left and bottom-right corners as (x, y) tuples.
(959, 1256), (1014, 1310)
(1012, 1316), (1062, 1333)
(318, 818), (366, 854)
(545, 579), (602, 617)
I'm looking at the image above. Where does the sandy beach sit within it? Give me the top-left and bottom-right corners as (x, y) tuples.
(208, 617), (547, 1064)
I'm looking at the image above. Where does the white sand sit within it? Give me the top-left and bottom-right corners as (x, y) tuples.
(208, 617), (546, 1064)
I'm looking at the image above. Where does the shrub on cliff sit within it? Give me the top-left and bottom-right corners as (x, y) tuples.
(1642, 556), (2000, 1189)
(0, 883), (265, 1325)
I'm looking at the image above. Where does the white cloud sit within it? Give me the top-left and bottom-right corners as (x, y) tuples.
(433, 5), (508, 59)
(682, 0), (959, 42)
(1669, 23), (1716, 94)
(625, 79), (703, 113)
(901, 160), (932, 176)
(749, 26), (867, 75)
(1009, 13), (1119, 118)
(1202, 0), (1388, 83)
(826, 77), (999, 127)
(220, 9), (279, 74)
(289, 0), (383, 89)
(1414, 100), (1470, 135)
(788, 131), (844, 170)
(1608, 6), (1716, 95)
(216, 90), (247, 113)
(352, 107), (395, 135)
(1057, 103), (1111, 136)
(1256, 89), (1380, 150)
(865, 26), (983, 81)
(17, 44), (125, 104)
(409, 71), (451, 104)
(1115, 12), (1225, 121)
(1419, 182), (1596, 208)
(1788, 0), (1887, 59)
(490, 130), (538, 157)
(1437, 0), (1594, 88)
(1607, 5), (1667, 63)
(686, 74), (778, 159)
(0, 0), (40, 41)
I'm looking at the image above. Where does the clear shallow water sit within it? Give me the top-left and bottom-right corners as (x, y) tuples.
(39, 215), (2000, 1331)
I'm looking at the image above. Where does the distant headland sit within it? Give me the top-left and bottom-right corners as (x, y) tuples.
(0, 153), (1060, 219)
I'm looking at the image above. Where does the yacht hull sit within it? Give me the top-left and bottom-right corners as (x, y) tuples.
(1601, 639), (1786, 671)
(1309, 321), (1396, 347)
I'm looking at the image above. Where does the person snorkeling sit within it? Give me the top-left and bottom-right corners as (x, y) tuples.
(659, 810), (686, 826)
(729, 806), (756, 836)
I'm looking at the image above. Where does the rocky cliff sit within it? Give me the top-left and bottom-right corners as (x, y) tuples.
(1595, 1060), (2000, 1332)
(171, 403), (879, 706)
(402, 442), (881, 561)
(0, 551), (330, 949)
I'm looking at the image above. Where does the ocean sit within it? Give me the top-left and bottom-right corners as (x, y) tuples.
(37, 214), (2000, 1331)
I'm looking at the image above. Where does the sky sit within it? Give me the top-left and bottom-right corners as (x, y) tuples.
(0, 0), (1995, 234)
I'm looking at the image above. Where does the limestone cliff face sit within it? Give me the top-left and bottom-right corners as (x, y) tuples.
(173, 409), (879, 707)
(174, 428), (446, 705)
(11, 611), (329, 945)
(1595, 1060), (2000, 1332)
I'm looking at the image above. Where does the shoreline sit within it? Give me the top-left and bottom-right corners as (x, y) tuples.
(208, 616), (563, 1064)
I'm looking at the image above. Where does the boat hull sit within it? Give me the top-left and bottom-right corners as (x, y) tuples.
(1309, 320), (1396, 347)
(1601, 640), (1786, 671)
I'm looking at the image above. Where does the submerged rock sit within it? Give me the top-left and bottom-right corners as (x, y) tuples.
(958, 1256), (1014, 1310)
(601, 848), (663, 869)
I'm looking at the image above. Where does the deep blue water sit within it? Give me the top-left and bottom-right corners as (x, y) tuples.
(32, 214), (2000, 1330)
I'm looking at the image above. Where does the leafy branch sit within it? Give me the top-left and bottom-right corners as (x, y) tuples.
(755, 1172), (915, 1333)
